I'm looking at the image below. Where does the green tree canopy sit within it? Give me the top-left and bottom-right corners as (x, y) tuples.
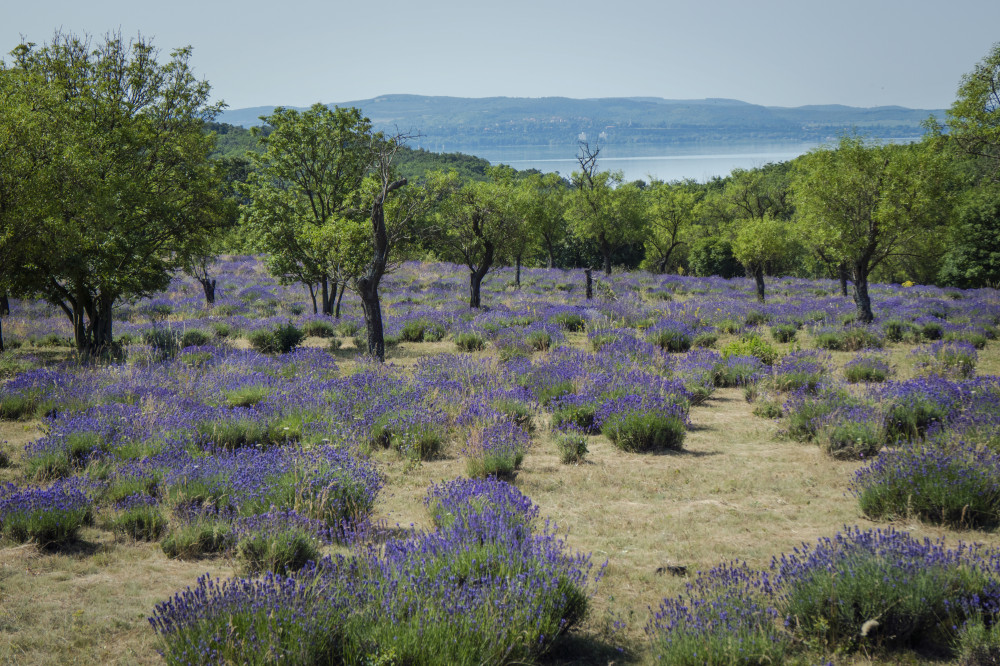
(948, 42), (1000, 180)
(641, 179), (700, 273)
(792, 135), (950, 322)
(0, 32), (227, 354)
(240, 104), (372, 315)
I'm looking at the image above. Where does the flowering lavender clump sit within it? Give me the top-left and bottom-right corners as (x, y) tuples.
(152, 479), (601, 665)
(911, 340), (978, 379)
(773, 526), (1000, 651)
(645, 561), (788, 665)
(0, 479), (94, 546)
(819, 405), (884, 460)
(851, 441), (1000, 528)
(879, 377), (965, 444)
(594, 394), (688, 452)
(768, 350), (830, 393)
(232, 509), (333, 574)
(461, 420), (531, 479)
(713, 354), (765, 388)
(424, 476), (539, 539)
(843, 351), (892, 383)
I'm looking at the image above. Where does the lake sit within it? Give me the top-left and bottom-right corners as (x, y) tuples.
(427, 140), (870, 183)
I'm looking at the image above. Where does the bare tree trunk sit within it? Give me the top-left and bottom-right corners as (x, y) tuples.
(307, 284), (318, 314)
(546, 246), (555, 269)
(838, 263), (849, 297)
(358, 280), (385, 360)
(0, 294), (9, 316)
(515, 255), (522, 289)
(603, 252), (612, 276)
(198, 278), (216, 305)
(584, 268), (593, 300)
(321, 276), (333, 316)
(752, 266), (766, 303)
(0, 314), (4, 354)
(334, 282), (346, 319)
(852, 264), (874, 324)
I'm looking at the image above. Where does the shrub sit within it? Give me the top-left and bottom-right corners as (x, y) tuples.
(881, 318), (912, 343)
(525, 329), (552, 351)
(596, 395), (688, 453)
(693, 331), (718, 348)
(774, 526), (1000, 652)
(716, 318), (742, 335)
(454, 332), (485, 352)
(490, 398), (534, 431)
(713, 354), (765, 387)
(956, 618), (1000, 666)
(0, 480), (93, 546)
(550, 311), (585, 332)
(646, 561), (788, 666)
(151, 480), (597, 666)
(720, 333), (780, 366)
(301, 319), (336, 338)
(109, 497), (167, 541)
(556, 432), (588, 464)
(844, 353), (892, 383)
(647, 323), (694, 353)
(462, 421), (530, 479)
(248, 322), (305, 354)
(768, 350), (829, 394)
(161, 520), (233, 560)
(745, 310), (768, 326)
(752, 400), (783, 419)
(770, 323), (797, 343)
(551, 399), (598, 433)
(820, 411), (883, 460)
(210, 322), (233, 338)
(911, 340), (978, 379)
(852, 442), (1000, 528)
(143, 328), (181, 357)
(234, 528), (321, 575)
(180, 329), (211, 348)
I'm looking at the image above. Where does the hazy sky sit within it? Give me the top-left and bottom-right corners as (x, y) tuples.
(4, 0), (998, 111)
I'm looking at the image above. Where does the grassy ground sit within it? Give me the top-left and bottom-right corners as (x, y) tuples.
(2, 332), (999, 664)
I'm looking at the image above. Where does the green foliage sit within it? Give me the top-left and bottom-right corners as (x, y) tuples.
(770, 323), (797, 343)
(938, 185), (1000, 288)
(948, 42), (1000, 179)
(821, 421), (883, 459)
(0, 33), (228, 352)
(248, 322), (305, 354)
(301, 319), (336, 338)
(556, 433), (589, 464)
(551, 404), (597, 432)
(454, 332), (485, 352)
(1, 500), (91, 547)
(109, 505), (167, 541)
(603, 412), (686, 452)
(234, 529), (320, 575)
(180, 329), (211, 348)
(161, 520), (233, 560)
(688, 237), (744, 278)
(720, 334), (780, 365)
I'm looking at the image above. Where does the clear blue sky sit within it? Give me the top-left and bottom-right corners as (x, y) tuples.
(4, 0), (998, 111)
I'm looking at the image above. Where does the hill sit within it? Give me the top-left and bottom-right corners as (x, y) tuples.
(219, 95), (942, 149)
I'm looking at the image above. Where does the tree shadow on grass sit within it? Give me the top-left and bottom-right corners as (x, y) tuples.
(542, 631), (638, 665)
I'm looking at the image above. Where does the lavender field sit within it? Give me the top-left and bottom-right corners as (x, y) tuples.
(3, 257), (1000, 664)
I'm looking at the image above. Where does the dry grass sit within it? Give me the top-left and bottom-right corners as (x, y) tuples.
(2, 334), (1000, 664)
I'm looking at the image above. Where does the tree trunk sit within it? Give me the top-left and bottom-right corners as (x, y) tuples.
(0, 294), (9, 316)
(307, 284), (318, 314)
(584, 268), (593, 300)
(76, 291), (116, 357)
(334, 282), (346, 319)
(199, 278), (216, 305)
(0, 313), (4, 354)
(546, 247), (555, 270)
(321, 276), (333, 316)
(603, 252), (612, 276)
(852, 263), (874, 324)
(838, 263), (849, 297)
(358, 281), (385, 361)
(469, 269), (486, 309)
(753, 266), (766, 302)
(515, 255), (522, 289)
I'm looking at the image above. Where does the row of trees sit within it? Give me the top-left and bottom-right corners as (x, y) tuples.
(2, 32), (1000, 358)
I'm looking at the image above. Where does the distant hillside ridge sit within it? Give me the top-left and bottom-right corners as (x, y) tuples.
(218, 95), (943, 149)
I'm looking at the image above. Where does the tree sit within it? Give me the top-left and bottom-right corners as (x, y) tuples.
(567, 142), (646, 275)
(792, 135), (949, 323)
(0, 32), (227, 354)
(240, 104), (371, 316)
(642, 179), (699, 273)
(948, 42), (1000, 180)
(350, 133), (426, 360)
(519, 172), (568, 269)
(938, 184), (1000, 288)
(430, 166), (518, 308)
(731, 215), (790, 302)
